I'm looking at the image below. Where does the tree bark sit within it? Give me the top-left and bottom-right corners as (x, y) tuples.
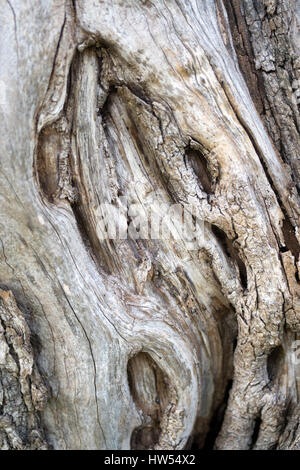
(0, 0), (299, 450)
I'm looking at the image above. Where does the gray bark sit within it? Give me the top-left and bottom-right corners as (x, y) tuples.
(0, 0), (299, 450)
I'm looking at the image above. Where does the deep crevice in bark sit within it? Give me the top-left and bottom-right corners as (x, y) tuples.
(282, 217), (300, 263)
(251, 414), (262, 449)
(128, 352), (170, 450)
(211, 224), (248, 289)
(267, 345), (285, 382)
(0, 290), (48, 449)
(202, 379), (234, 450)
(185, 147), (213, 194)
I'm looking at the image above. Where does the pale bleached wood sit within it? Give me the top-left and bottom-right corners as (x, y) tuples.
(0, 0), (299, 450)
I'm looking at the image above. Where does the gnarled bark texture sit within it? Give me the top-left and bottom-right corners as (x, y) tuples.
(0, 0), (299, 450)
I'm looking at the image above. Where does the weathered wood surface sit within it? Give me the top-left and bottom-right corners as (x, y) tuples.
(0, 0), (299, 449)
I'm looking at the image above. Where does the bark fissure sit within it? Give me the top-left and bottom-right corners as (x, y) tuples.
(0, 290), (48, 449)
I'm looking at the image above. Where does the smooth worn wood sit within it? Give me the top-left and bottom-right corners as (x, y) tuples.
(0, 0), (299, 450)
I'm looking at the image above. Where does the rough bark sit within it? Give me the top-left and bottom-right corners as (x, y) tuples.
(0, 289), (48, 449)
(0, 0), (299, 450)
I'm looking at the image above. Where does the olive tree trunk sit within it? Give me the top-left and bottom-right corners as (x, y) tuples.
(0, 0), (299, 450)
